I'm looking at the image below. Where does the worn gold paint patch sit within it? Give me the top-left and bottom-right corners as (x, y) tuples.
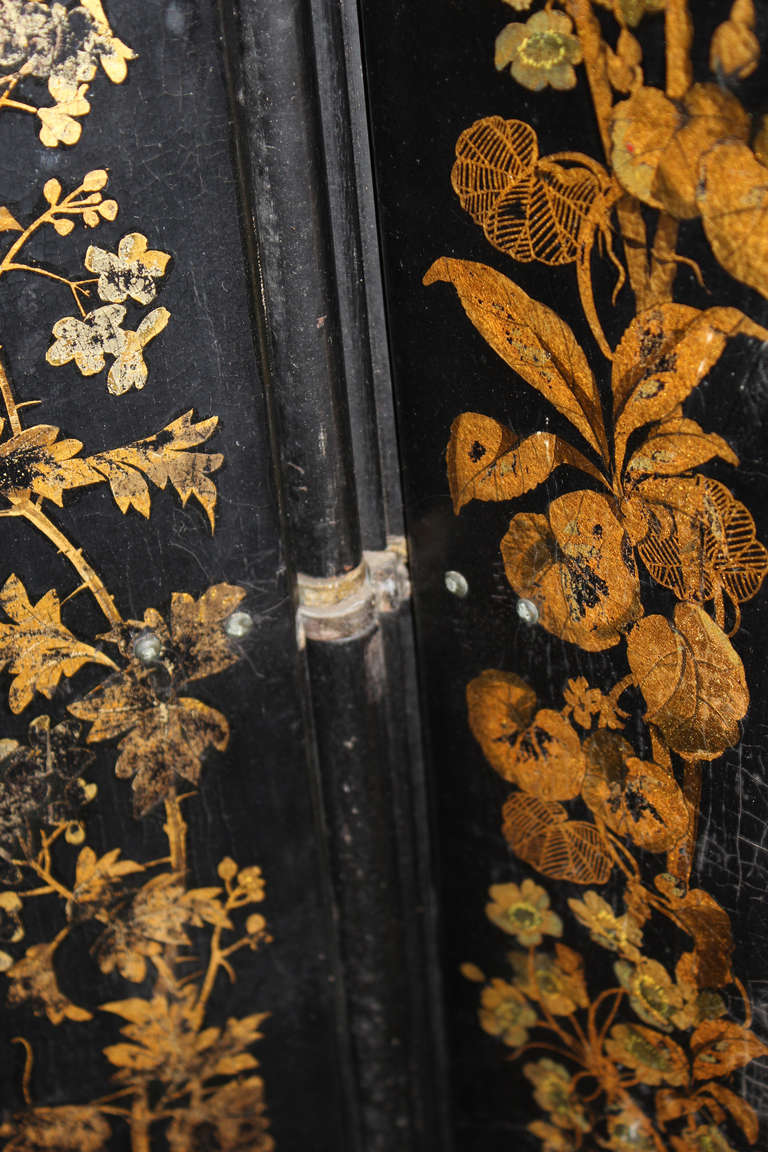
(430, 0), (768, 1148)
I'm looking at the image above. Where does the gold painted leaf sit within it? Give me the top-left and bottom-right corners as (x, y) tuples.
(627, 603), (748, 760)
(451, 116), (601, 265)
(168, 583), (247, 681)
(451, 117), (538, 228)
(698, 141), (768, 299)
(7, 940), (92, 1025)
(582, 730), (688, 852)
(612, 305), (768, 470)
(605, 1023), (688, 1087)
(691, 1020), (768, 1080)
(74, 688), (229, 817)
(666, 885), (734, 989)
(423, 258), (606, 456)
(0, 424), (100, 506)
(0, 574), (116, 713)
(625, 418), (738, 480)
(508, 709), (586, 801)
(0, 207), (22, 232)
(630, 475), (768, 605)
(611, 84), (749, 219)
(446, 412), (598, 514)
(698, 1082), (758, 1143)
(502, 793), (613, 884)
(467, 669), (537, 780)
(82, 410), (223, 529)
(501, 491), (642, 652)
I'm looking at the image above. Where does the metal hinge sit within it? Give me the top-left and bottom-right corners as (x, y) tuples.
(296, 536), (411, 645)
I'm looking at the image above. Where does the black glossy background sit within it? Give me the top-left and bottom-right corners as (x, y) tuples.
(359, 1), (768, 1147)
(0, 3), (348, 1148)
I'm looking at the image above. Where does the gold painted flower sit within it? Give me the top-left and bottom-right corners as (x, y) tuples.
(37, 78), (90, 147)
(614, 958), (686, 1032)
(509, 946), (588, 1016)
(563, 676), (626, 730)
(486, 879), (562, 946)
(528, 1120), (576, 1151)
(502, 0), (534, 10)
(604, 1022), (688, 1087)
(85, 233), (171, 305)
(568, 890), (643, 960)
(607, 1105), (663, 1151)
(495, 11), (582, 92)
(479, 978), (537, 1046)
(523, 1059), (590, 1132)
(47, 303), (171, 395)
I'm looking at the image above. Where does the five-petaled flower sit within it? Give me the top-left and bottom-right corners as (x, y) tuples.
(495, 10), (582, 92)
(486, 879), (562, 946)
(479, 978), (537, 1047)
(85, 233), (171, 305)
(568, 890), (643, 961)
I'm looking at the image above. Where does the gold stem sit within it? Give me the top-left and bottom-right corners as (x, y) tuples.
(666, 0), (693, 99)
(130, 1086), (152, 1152)
(0, 351), (21, 435)
(163, 792), (188, 874)
(9, 497), (122, 625)
(565, 0), (649, 308)
(648, 214), (679, 305)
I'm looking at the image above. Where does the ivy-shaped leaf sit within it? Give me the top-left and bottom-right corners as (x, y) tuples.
(502, 490), (642, 652)
(0, 575), (116, 713)
(627, 603), (748, 760)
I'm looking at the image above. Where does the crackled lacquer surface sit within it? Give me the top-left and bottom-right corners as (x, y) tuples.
(361, 0), (768, 1149)
(0, 4), (349, 1151)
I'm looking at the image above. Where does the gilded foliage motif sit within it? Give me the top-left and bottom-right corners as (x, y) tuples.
(431, 1), (768, 1147)
(0, 4), (274, 1149)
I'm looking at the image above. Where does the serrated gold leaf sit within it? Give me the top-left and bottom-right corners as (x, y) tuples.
(0, 574), (116, 713)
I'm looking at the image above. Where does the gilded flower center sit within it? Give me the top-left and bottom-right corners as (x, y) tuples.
(637, 975), (671, 1016)
(507, 903), (539, 929)
(519, 31), (566, 70)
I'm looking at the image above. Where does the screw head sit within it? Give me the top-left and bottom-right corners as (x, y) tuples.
(516, 598), (539, 625)
(444, 570), (469, 598)
(133, 632), (163, 664)
(225, 610), (254, 638)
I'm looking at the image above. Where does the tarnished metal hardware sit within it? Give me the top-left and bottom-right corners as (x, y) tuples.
(297, 536), (411, 643)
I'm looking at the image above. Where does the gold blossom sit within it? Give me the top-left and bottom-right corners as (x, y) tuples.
(523, 1059), (590, 1132)
(495, 10), (582, 92)
(479, 978), (537, 1046)
(614, 957), (687, 1032)
(509, 947), (588, 1016)
(568, 890), (643, 960)
(486, 879), (562, 946)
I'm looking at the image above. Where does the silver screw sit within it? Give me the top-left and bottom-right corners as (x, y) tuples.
(444, 570), (468, 598)
(225, 610), (254, 638)
(517, 598), (539, 625)
(133, 632), (163, 664)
